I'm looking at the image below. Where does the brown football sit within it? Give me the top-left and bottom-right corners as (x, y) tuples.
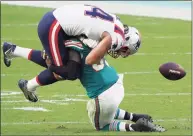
(159, 62), (186, 80)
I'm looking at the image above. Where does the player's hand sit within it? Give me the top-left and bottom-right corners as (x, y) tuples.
(41, 50), (64, 81)
(41, 50), (48, 60)
(41, 50), (51, 67)
(53, 72), (65, 81)
(48, 62), (80, 81)
(45, 60), (65, 81)
(48, 65), (70, 80)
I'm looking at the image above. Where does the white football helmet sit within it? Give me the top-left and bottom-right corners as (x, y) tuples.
(124, 25), (141, 55)
(108, 25), (141, 58)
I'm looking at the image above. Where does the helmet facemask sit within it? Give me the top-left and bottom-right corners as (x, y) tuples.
(107, 46), (130, 58)
(107, 50), (120, 59)
(119, 46), (131, 58)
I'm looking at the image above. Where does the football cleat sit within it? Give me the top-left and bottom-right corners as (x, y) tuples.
(132, 113), (153, 123)
(18, 79), (38, 102)
(2, 42), (16, 67)
(134, 118), (166, 132)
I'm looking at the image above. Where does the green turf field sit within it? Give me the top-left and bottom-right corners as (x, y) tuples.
(1, 4), (192, 136)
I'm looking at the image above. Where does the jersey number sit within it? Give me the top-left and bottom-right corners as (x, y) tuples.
(85, 6), (114, 22)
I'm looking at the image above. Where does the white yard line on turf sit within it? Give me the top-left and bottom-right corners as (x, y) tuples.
(1, 118), (191, 126)
(154, 118), (191, 122)
(13, 107), (50, 112)
(122, 71), (158, 74)
(2, 107), (50, 112)
(125, 92), (191, 96)
(1, 38), (38, 41)
(1, 23), (38, 27)
(1, 121), (88, 125)
(2, 93), (190, 104)
(1, 92), (22, 96)
(2, 92), (190, 104)
(52, 92), (191, 98)
(136, 52), (191, 55)
(143, 36), (191, 39)
(1, 91), (191, 100)
(1, 73), (31, 77)
(1, 69), (191, 77)
(1, 100), (87, 103)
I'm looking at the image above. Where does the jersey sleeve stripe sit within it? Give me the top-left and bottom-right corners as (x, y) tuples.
(65, 44), (83, 50)
(114, 24), (125, 40)
(65, 40), (83, 50)
(48, 20), (63, 66)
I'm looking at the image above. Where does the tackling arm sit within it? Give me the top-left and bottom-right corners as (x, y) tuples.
(48, 49), (81, 80)
(85, 32), (112, 65)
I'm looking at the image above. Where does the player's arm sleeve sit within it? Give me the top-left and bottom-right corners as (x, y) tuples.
(48, 49), (81, 80)
(85, 31), (112, 65)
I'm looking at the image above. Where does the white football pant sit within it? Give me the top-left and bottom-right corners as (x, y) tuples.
(87, 74), (124, 130)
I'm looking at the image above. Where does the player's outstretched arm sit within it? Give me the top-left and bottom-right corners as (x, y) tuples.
(85, 32), (112, 65)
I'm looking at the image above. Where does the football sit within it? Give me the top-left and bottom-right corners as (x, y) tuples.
(159, 62), (186, 80)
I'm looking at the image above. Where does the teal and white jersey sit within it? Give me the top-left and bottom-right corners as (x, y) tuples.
(65, 39), (119, 98)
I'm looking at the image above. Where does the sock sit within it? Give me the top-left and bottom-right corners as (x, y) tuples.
(27, 77), (41, 92)
(114, 109), (133, 121)
(13, 46), (32, 59)
(122, 112), (147, 122)
(114, 109), (125, 119)
(125, 124), (136, 131)
(27, 69), (58, 92)
(13, 46), (47, 68)
(28, 50), (47, 68)
(101, 120), (127, 132)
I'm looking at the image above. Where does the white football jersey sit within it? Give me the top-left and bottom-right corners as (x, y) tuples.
(53, 4), (125, 50)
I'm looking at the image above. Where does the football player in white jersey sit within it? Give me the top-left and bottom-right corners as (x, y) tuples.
(52, 4), (140, 65)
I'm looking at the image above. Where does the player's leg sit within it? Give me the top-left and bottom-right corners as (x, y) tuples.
(37, 10), (69, 68)
(87, 77), (164, 132)
(101, 118), (157, 132)
(114, 108), (153, 122)
(17, 10), (70, 102)
(86, 76), (125, 131)
(2, 42), (47, 68)
(18, 69), (60, 102)
(113, 74), (152, 122)
(87, 92), (156, 132)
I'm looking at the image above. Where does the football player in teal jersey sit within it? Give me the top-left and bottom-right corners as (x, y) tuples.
(62, 33), (165, 132)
